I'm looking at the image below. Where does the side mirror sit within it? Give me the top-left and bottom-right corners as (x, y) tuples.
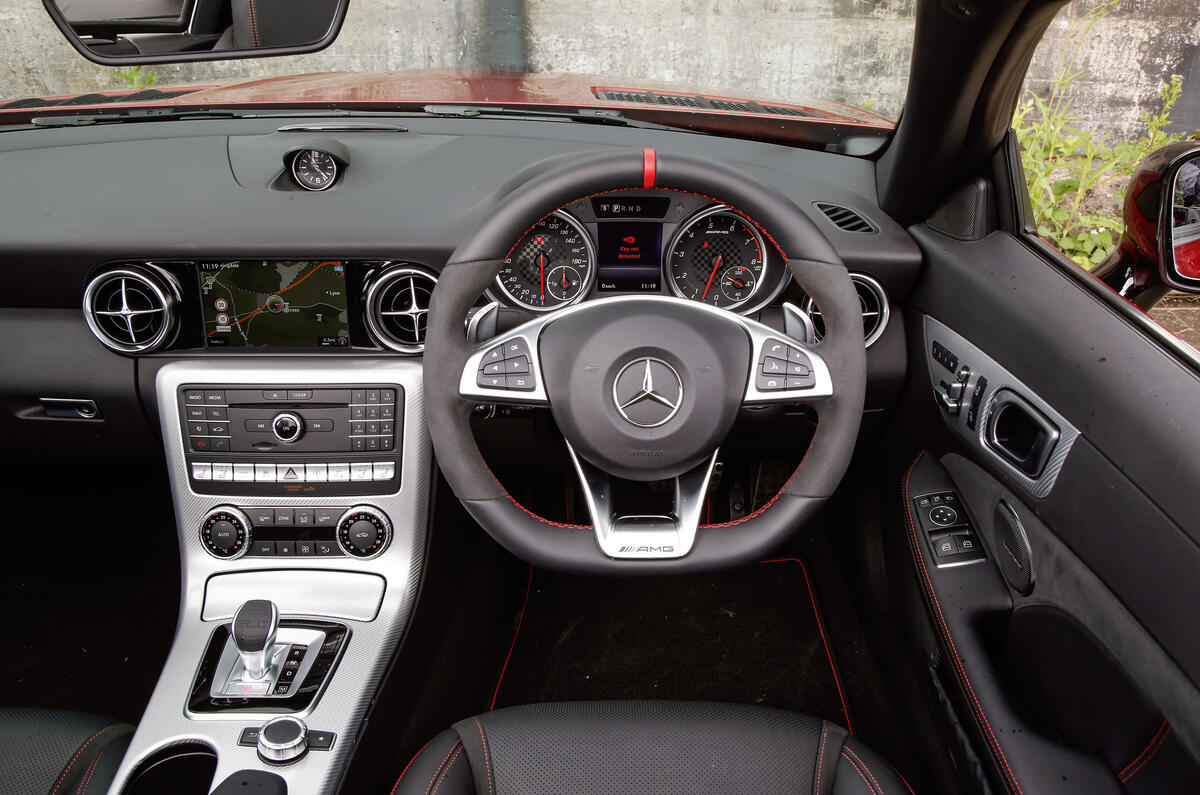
(1095, 142), (1200, 308)
(43, 0), (349, 65)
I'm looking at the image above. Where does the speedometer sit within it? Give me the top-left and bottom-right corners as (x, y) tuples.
(495, 212), (595, 312)
(666, 207), (766, 311)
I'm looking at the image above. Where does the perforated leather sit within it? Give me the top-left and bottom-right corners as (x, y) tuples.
(0, 707), (133, 795)
(392, 701), (908, 795)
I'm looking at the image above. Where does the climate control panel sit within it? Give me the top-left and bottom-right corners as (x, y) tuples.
(199, 505), (392, 560)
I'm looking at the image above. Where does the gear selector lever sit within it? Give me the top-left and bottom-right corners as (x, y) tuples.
(233, 599), (279, 680)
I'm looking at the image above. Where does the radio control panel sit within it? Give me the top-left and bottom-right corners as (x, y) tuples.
(180, 384), (402, 496)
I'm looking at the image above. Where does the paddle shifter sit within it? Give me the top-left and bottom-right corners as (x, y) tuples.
(232, 599), (279, 680)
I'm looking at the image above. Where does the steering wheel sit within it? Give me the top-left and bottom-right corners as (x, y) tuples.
(423, 149), (865, 574)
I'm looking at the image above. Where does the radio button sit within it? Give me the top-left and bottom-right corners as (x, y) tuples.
(254, 464), (277, 482)
(308, 419), (333, 433)
(192, 463), (212, 480)
(351, 438), (366, 451)
(352, 422), (366, 435)
(207, 407), (228, 421)
(246, 419), (272, 433)
(205, 390), (226, 404)
(350, 463), (372, 482)
(381, 421), (394, 434)
(328, 464), (351, 482)
(211, 438), (230, 451)
(366, 437), (380, 451)
(233, 464), (254, 482)
(208, 423), (230, 436)
(351, 389), (366, 404)
(184, 390), (205, 404)
(382, 437), (394, 451)
(272, 413), (304, 443)
(288, 390), (313, 401)
(212, 463), (233, 481)
(191, 437), (212, 452)
(187, 406), (207, 420)
(305, 464), (328, 482)
(365, 406), (381, 420)
(189, 422), (206, 435)
(351, 406), (365, 420)
(381, 405), (395, 419)
(366, 390), (380, 404)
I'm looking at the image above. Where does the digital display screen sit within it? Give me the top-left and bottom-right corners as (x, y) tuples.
(596, 222), (662, 292)
(591, 197), (671, 219)
(199, 260), (351, 348)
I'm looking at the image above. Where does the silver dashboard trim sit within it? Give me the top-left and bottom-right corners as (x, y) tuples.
(108, 359), (430, 795)
(202, 571), (386, 623)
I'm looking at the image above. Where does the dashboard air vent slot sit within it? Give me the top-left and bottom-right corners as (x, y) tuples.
(815, 202), (877, 233)
(801, 273), (889, 348)
(83, 266), (177, 353)
(365, 266), (438, 353)
(594, 89), (820, 118)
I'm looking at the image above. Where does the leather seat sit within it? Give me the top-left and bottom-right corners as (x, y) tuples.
(0, 708), (133, 795)
(392, 701), (910, 795)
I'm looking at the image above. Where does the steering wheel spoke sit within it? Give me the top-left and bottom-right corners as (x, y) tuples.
(567, 443), (719, 560)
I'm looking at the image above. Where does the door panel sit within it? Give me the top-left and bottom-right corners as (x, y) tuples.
(894, 220), (1200, 793)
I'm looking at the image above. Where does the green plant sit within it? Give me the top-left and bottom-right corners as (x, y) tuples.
(1012, 0), (1191, 268)
(114, 65), (159, 90)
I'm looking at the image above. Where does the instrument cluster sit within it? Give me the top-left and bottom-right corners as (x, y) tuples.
(489, 191), (789, 315)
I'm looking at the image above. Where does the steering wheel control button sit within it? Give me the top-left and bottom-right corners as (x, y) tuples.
(612, 357), (684, 428)
(272, 412), (304, 443)
(506, 375), (536, 391)
(504, 356), (531, 374)
(755, 371), (786, 391)
(929, 505), (959, 526)
(257, 716), (308, 765)
(337, 507), (392, 558)
(476, 338), (540, 394)
(200, 507), (252, 559)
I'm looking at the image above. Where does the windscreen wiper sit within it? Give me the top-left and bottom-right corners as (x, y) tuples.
(419, 104), (704, 134)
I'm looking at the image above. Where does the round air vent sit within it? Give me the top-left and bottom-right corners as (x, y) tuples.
(365, 266), (438, 353)
(83, 266), (178, 353)
(801, 272), (889, 348)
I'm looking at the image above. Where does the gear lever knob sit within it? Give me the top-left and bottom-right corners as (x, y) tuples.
(232, 599), (279, 680)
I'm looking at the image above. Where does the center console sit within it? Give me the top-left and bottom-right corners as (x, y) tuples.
(109, 359), (430, 795)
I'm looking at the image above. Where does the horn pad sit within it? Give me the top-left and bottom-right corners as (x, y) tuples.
(537, 298), (751, 480)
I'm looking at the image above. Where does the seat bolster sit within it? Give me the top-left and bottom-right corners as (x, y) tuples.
(392, 730), (476, 795)
(833, 735), (913, 795)
(0, 707), (133, 795)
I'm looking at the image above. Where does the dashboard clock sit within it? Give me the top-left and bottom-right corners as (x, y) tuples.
(291, 149), (340, 192)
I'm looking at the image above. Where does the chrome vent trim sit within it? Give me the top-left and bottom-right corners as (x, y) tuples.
(801, 273), (890, 349)
(814, 202), (877, 233)
(83, 266), (177, 353)
(365, 266), (437, 353)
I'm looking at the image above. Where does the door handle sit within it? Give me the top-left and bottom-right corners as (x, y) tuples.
(984, 389), (1060, 477)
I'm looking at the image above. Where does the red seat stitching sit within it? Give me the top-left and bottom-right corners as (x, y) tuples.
(1117, 718), (1168, 780)
(889, 763), (918, 795)
(424, 740), (463, 795)
(815, 723), (830, 793)
(74, 748), (105, 795)
(1119, 723), (1172, 783)
(840, 749), (880, 794)
(843, 745), (884, 794)
(391, 734), (438, 795)
(431, 747), (464, 795)
(472, 717), (495, 795)
(902, 452), (1024, 795)
(51, 725), (118, 795)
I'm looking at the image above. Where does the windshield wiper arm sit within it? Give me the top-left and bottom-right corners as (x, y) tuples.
(420, 104), (698, 134)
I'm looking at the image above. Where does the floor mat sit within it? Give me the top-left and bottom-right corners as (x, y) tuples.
(490, 558), (853, 729)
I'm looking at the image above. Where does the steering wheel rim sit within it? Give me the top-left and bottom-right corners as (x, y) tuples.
(423, 148), (865, 574)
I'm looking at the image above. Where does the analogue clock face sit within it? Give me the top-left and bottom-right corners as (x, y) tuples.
(291, 149), (339, 191)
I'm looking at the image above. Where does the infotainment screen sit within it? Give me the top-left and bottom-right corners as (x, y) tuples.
(199, 260), (351, 348)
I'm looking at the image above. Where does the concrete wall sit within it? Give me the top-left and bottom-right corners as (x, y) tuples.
(0, 0), (1195, 142)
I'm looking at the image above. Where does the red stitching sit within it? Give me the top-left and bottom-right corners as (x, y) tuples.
(1117, 718), (1168, 780)
(391, 734), (438, 795)
(840, 749), (879, 794)
(431, 747), (463, 795)
(503, 184), (790, 263)
(843, 745), (885, 794)
(247, 0), (260, 47)
(472, 717), (494, 795)
(1119, 722), (1171, 783)
(761, 557), (853, 733)
(815, 724), (829, 793)
(890, 763), (918, 795)
(51, 726), (117, 795)
(490, 564), (533, 709)
(902, 453), (1024, 794)
(75, 748), (104, 795)
(424, 740), (463, 795)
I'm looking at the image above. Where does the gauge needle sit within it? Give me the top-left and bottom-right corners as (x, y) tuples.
(700, 255), (722, 302)
(562, 269), (567, 290)
(539, 253), (545, 303)
(730, 278), (745, 288)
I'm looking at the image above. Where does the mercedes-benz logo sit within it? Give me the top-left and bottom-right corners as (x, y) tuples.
(612, 357), (684, 428)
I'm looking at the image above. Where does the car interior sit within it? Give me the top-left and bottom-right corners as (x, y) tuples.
(3, 0), (1200, 793)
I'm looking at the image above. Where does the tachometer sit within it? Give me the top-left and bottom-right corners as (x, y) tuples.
(495, 212), (595, 311)
(666, 207), (766, 310)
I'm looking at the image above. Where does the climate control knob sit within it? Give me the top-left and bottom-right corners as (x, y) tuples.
(336, 506), (391, 559)
(272, 412), (304, 443)
(200, 506), (252, 559)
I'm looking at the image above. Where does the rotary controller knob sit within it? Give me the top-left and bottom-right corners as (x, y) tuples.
(336, 506), (392, 558)
(200, 506), (253, 559)
(258, 716), (308, 765)
(272, 412), (304, 443)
